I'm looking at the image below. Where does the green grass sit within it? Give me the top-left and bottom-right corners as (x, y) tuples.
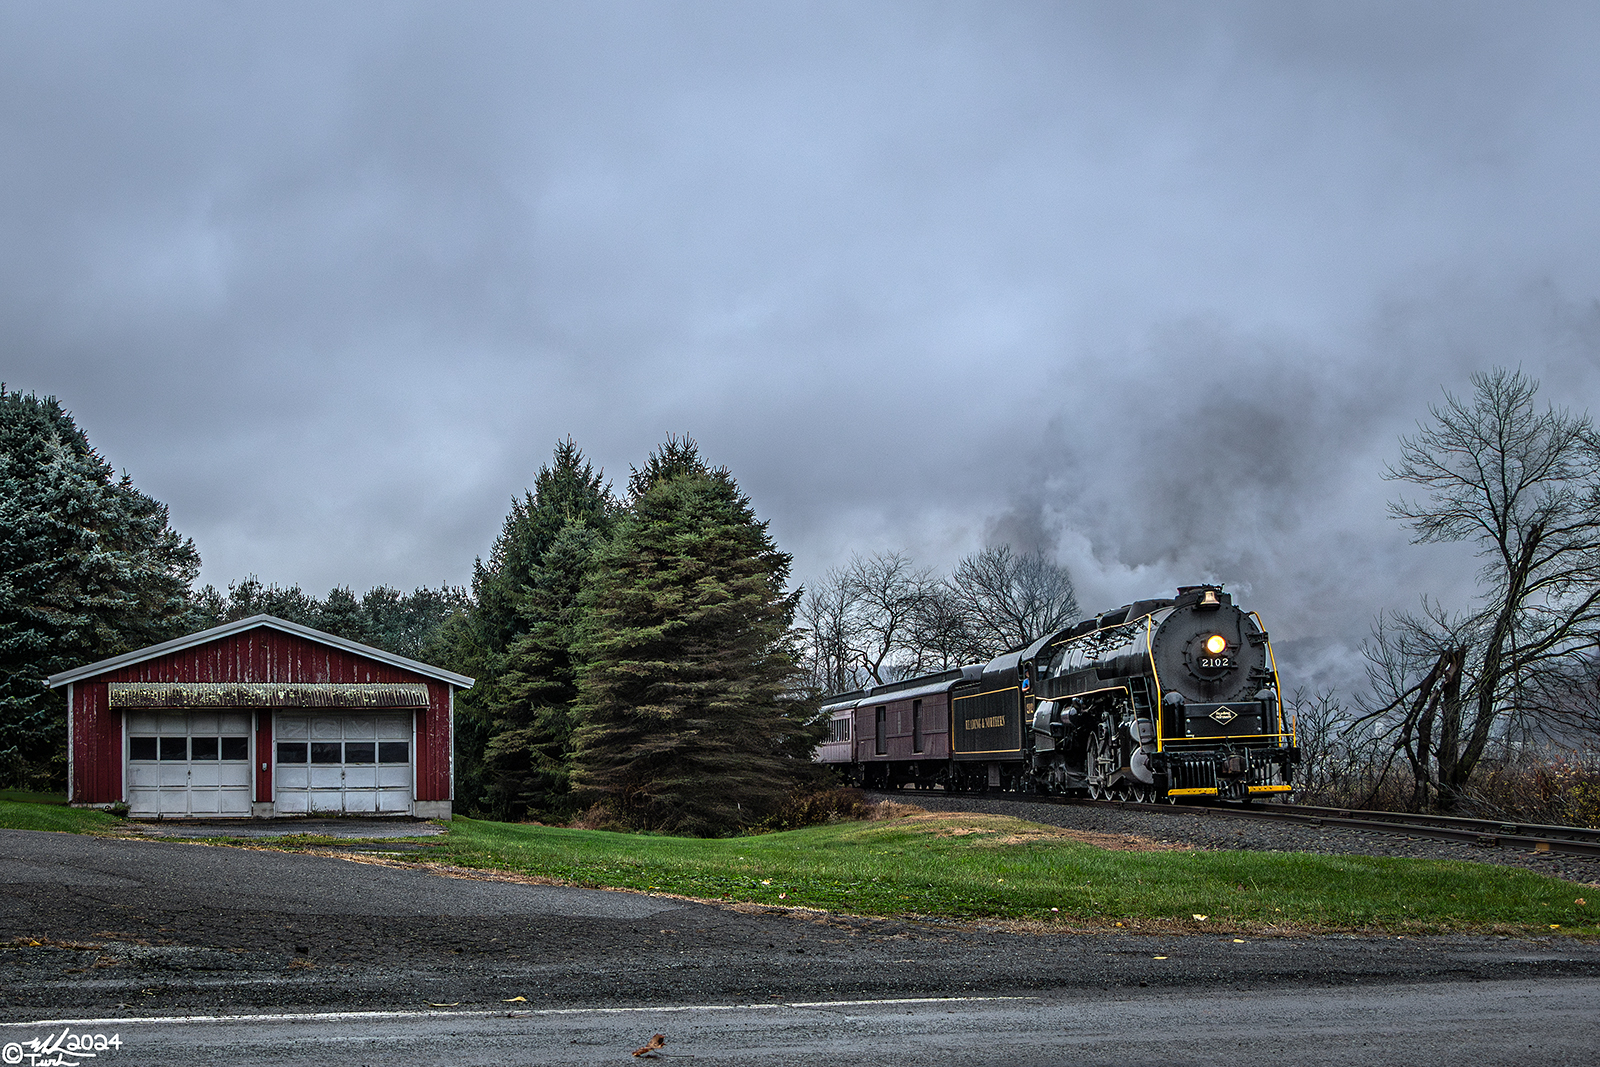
(0, 799), (122, 834)
(0, 790), (67, 805)
(416, 811), (1598, 936)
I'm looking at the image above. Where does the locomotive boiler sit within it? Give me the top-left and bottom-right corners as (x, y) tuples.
(818, 585), (1298, 801)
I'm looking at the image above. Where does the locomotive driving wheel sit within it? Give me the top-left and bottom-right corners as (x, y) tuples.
(1085, 720), (1116, 801)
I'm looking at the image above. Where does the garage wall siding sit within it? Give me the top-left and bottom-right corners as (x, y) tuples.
(70, 628), (456, 807)
(418, 684), (452, 802)
(255, 712), (272, 803)
(106, 630), (432, 689)
(69, 682), (120, 805)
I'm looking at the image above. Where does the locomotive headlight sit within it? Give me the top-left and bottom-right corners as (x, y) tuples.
(1204, 634), (1227, 656)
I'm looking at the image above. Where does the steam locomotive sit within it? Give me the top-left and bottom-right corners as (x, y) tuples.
(815, 585), (1298, 801)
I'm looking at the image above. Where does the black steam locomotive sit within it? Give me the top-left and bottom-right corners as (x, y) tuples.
(815, 585), (1298, 801)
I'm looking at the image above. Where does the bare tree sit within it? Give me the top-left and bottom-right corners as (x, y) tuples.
(1518, 653), (1600, 752)
(1356, 606), (1471, 808)
(947, 544), (1080, 657)
(795, 551), (953, 693)
(795, 546), (1082, 695)
(838, 551), (939, 686)
(1358, 367), (1600, 807)
(905, 583), (978, 674)
(796, 578), (863, 696)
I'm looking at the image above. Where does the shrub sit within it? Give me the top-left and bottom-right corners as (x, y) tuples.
(755, 786), (876, 832)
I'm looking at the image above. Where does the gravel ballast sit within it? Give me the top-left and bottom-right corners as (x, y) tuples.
(872, 792), (1600, 886)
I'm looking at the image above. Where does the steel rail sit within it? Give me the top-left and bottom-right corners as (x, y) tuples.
(1127, 800), (1600, 860)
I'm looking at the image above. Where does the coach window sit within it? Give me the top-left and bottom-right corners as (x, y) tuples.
(875, 706), (887, 755)
(912, 700), (923, 752)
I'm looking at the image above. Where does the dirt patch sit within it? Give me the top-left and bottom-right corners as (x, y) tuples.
(897, 812), (1189, 851)
(866, 801), (929, 820)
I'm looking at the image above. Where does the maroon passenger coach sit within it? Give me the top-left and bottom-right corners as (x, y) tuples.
(46, 614), (473, 819)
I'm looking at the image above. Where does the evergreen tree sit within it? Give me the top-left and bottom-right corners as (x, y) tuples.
(357, 584), (471, 661)
(481, 521), (602, 819)
(0, 388), (199, 785)
(571, 439), (822, 836)
(471, 438), (617, 655)
(440, 439), (616, 817)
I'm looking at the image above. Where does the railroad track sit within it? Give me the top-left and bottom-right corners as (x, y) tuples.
(1129, 799), (1600, 860)
(870, 789), (1600, 859)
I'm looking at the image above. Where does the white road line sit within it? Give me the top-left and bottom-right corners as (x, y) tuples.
(3, 997), (1038, 1029)
(786, 997), (1034, 1008)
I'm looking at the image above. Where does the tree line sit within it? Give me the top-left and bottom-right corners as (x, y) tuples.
(7, 363), (1597, 822)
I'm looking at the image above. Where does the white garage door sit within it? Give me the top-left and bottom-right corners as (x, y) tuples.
(273, 712), (412, 814)
(125, 711), (253, 817)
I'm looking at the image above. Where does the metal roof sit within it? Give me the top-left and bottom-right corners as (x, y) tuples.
(45, 614), (475, 690)
(821, 675), (964, 713)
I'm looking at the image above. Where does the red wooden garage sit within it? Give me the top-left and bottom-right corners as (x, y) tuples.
(46, 615), (473, 819)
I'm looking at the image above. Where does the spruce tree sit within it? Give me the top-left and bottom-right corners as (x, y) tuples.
(481, 521), (602, 819)
(440, 439), (616, 816)
(571, 439), (821, 836)
(0, 388), (199, 784)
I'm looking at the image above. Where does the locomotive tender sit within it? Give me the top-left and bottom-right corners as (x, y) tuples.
(816, 585), (1298, 801)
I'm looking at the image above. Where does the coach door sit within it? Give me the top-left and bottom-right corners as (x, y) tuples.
(125, 711), (253, 817)
(273, 712), (412, 814)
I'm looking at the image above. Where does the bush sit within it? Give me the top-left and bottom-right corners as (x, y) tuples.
(755, 786), (877, 832)
(1462, 749), (1600, 827)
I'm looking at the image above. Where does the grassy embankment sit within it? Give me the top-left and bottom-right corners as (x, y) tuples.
(415, 811), (1596, 936)
(0, 793), (121, 834)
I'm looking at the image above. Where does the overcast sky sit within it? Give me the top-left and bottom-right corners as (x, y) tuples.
(6, 1), (1600, 694)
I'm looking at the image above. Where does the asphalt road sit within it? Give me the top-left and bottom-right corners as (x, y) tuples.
(4, 829), (1600, 1063)
(6, 981), (1600, 1066)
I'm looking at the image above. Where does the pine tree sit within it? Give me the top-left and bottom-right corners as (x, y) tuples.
(481, 521), (602, 819)
(440, 439), (616, 817)
(571, 439), (821, 836)
(0, 388), (199, 784)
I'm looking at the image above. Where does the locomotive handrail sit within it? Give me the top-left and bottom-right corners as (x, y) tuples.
(1249, 611), (1293, 748)
(1144, 613), (1167, 752)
